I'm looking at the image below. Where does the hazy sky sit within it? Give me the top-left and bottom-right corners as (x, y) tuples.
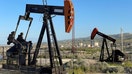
(0, 0), (132, 44)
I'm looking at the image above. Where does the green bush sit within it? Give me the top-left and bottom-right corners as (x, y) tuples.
(123, 61), (132, 67)
(90, 62), (109, 73)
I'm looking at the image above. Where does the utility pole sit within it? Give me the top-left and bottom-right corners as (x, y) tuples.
(121, 28), (123, 52)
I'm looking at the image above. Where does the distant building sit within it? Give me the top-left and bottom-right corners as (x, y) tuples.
(60, 45), (64, 48)
(94, 42), (99, 47)
(79, 42), (83, 47)
(90, 41), (99, 47)
(88, 44), (91, 47)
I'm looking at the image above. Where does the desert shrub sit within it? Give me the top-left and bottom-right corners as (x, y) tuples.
(117, 66), (125, 73)
(91, 62), (109, 73)
(123, 61), (132, 67)
(104, 66), (124, 73)
(124, 67), (132, 73)
(68, 67), (85, 74)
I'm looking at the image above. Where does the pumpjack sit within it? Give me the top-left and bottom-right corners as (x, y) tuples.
(91, 28), (125, 62)
(3, 0), (74, 74)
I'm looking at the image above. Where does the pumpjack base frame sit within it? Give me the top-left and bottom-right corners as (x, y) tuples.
(2, 64), (66, 74)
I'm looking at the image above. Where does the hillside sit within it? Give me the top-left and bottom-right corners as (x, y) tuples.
(56, 33), (132, 49)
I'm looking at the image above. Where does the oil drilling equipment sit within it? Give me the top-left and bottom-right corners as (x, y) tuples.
(2, 0), (74, 74)
(91, 28), (125, 62)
